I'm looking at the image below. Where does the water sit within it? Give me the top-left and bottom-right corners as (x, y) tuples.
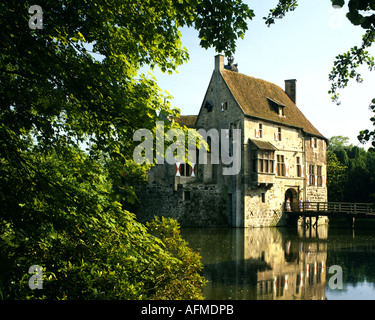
(181, 223), (375, 300)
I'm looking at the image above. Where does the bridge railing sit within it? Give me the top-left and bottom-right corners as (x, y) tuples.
(294, 202), (375, 215)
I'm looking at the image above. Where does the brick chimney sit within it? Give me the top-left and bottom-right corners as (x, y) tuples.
(215, 54), (224, 72)
(284, 79), (297, 104)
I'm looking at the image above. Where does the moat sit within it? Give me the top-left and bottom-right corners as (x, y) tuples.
(181, 221), (375, 300)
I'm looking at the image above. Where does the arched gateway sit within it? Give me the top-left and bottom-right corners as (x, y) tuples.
(285, 188), (299, 212)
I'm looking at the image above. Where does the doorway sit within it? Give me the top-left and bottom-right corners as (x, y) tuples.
(285, 188), (298, 212)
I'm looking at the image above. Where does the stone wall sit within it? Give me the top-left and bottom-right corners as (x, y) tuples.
(305, 137), (328, 203)
(244, 180), (304, 227)
(195, 63), (245, 227)
(134, 183), (230, 227)
(244, 118), (303, 227)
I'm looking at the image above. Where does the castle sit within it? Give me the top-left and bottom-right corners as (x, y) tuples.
(135, 55), (328, 227)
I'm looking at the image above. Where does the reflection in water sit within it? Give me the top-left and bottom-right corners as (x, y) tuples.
(181, 225), (375, 300)
(248, 226), (327, 300)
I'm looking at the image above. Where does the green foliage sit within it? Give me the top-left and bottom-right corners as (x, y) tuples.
(193, 0), (255, 56)
(327, 136), (375, 202)
(0, 0), (253, 161)
(326, 2), (375, 148)
(346, 0), (375, 29)
(146, 217), (206, 300)
(0, 0), (255, 300)
(0, 146), (205, 299)
(264, 0), (298, 26)
(358, 98), (375, 149)
(328, 135), (351, 151)
(331, 0), (345, 8)
(328, 30), (375, 104)
(327, 151), (348, 201)
(4, 0), (374, 300)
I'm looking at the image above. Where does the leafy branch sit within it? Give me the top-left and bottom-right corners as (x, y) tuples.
(263, 0), (298, 27)
(328, 27), (375, 105)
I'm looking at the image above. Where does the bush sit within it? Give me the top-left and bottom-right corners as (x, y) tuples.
(0, 147), (205, 300)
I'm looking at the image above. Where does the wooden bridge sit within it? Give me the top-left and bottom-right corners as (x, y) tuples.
(288, 202), (375, 228)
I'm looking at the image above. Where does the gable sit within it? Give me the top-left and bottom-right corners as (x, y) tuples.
(195, 70), (243, 129)
(220, 70), (325, 139)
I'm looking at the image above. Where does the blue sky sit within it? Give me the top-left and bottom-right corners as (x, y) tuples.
(147, 0), (375, 147)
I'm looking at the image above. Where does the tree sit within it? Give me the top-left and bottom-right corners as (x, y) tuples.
(328, 135), (351, 151)
(0, 0), (254, 299)
(0, 146), (206, 299)
(327, 136), (375, 202)
(365, 150), (375, 201)
(265, 0), (375, 148)
(327, 151), (348, 201)
(358, 98), (375, 149)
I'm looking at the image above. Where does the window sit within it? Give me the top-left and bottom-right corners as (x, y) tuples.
(204, 101), (213, 112)
(317, 165), (323, 187)
(309, 165), (315, 185)
(296, 157), (302, 177)
(221, 102), (228, 112)
(184, 191), (191, 201)
(275, 127), (282, 141)
(180, 163), (192, 177)
(267, 98), (286, 118)
(277, 155), (285, 176)
(255, 123), (262, 138)
(261, 193), (266, 203)
(254, 150), (275, 174)
(311, 137), (317, 148)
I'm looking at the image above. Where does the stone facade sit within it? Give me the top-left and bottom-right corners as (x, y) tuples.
(134, 183), (229, 227)
(135, 55), (328, 228)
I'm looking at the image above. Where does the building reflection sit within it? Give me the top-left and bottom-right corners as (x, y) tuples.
(183, 225), (375, 300)
(245, 226), (328, 300)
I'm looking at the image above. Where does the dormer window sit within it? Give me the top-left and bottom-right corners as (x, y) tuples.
(267, 98), (286, 118)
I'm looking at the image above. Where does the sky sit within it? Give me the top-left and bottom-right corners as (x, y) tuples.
(146, 0), (375, 148)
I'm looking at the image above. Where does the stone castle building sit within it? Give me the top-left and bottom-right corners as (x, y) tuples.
(135, 55), (328, 227)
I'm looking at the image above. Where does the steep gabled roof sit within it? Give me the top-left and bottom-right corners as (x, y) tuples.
(221, 70), (325, 139)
